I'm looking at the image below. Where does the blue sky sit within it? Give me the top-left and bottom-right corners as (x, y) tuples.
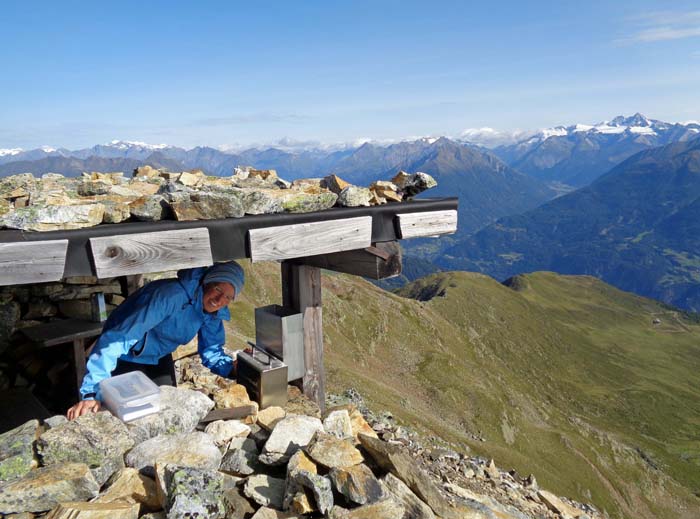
(1, 0), (699, 149)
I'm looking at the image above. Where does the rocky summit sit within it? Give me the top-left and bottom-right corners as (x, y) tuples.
(0, 358), (603, 519)
(0, 167), (437, 232)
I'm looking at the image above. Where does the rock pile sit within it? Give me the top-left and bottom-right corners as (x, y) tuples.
(0, 372), (601, 518)
(0, 167), (437, 232)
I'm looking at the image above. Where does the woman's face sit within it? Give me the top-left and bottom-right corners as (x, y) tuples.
(202, 282), (235, 313)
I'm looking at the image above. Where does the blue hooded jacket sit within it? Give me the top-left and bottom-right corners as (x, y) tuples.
(80, 266), (234, 400)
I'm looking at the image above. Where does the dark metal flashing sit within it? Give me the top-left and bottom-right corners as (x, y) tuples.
(0, 198), (457, 277)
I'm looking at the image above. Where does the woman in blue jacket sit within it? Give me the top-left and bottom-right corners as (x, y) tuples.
(66, 261), (245, 419)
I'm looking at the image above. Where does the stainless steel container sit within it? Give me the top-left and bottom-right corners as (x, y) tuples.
(255, 305), (304, 382)
(236, 347), (288, 409)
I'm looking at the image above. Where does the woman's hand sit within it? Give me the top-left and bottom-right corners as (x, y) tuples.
(66, 399), (101, 420)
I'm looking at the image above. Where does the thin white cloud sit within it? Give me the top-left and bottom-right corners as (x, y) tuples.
(617, 10), (700, 44)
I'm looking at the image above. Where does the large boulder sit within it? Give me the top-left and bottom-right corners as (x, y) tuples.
(0, 462), (99, 513)
(37, 411), (133, 486)
(0, 419), (38, 484)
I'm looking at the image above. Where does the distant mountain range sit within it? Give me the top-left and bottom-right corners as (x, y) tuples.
(0, 136), (555, 237)
(493, 113), (700, 187)
(439, 137), (700, 311)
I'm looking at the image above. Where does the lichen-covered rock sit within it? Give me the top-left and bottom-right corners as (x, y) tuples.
(124, 431), (222, 478)
(329, 464), (384, 505)
(337, 186), (372, 207)
(37, 411), (133, 486)
(323, 410), (353, 439)
(391, 171), (437, 197)
(306, 432), (364, 469)
(237, 188), (285, 215)
(0, 419), (38, 484)
(220, 437), (260, 476)
(129, 195), (169, 221)
(286, 470), (333, 514)
(161, 464), (225, 519)
(281, 191), (338, 213)
(170, 191), (244, 220)
(102, 201), (131, 223)
(259, 415), (323, 466)
(1, 203), (105, 231)
(0, 462), (99, 513)
(78, 179), (113, 196)
(380, 473), (435, 519)
(43, 415), (68, 429)
(127, 386), (214, 443)
(244, 474), (286, 509)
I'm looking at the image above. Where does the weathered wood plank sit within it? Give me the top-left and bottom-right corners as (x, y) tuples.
(89, 228), (213, 279)
(0, 240), (68, 286)
(396, 210), (458, 239)
(295, 241), (402, 279)
(201, 405), (258, 423)
(282, 263), (325, 413)
(248, 216), (372, 262)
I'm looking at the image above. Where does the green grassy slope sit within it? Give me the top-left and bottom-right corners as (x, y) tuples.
(226, 262), (700, 519)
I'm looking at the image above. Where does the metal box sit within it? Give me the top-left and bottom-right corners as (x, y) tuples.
(237, 349), (288, 409)
(255, 305), (304, 381)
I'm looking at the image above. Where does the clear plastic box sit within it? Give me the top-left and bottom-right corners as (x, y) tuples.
(99, 371), (161, 422)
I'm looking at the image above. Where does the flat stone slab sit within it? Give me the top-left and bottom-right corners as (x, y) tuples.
(244, 474), (286, 509)
(259, 415), (323, 466)
(307, 432), (364, 469)
(124, 431), (221, 478)
(0, 462), (99, 513)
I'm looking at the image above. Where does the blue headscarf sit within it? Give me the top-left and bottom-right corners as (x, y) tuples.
(202, 261), (245, 300)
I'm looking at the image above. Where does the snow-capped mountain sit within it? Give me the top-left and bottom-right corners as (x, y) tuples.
(493, 113), (700, 186)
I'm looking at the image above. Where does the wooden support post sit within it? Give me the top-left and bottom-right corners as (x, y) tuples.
(282, 262), (325, 413)
(73, 338), (87, 398)
(125, 274), (144, 296)
(294, 241), (402, 279)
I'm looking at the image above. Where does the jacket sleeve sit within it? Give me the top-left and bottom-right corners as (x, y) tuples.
(198, 316), (234, 378)
(80, 289), (179, 400)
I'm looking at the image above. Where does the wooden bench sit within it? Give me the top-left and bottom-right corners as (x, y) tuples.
(20, 319), (104, 400)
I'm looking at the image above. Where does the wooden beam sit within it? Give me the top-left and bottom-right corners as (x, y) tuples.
(294, 241), (402, 279)
(0, 240), (68, 286)
(282, 262), (325, 413)
(89, 228), (213, 279)
(396, 209), (458, 239)
(248, 216), (372, 262)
